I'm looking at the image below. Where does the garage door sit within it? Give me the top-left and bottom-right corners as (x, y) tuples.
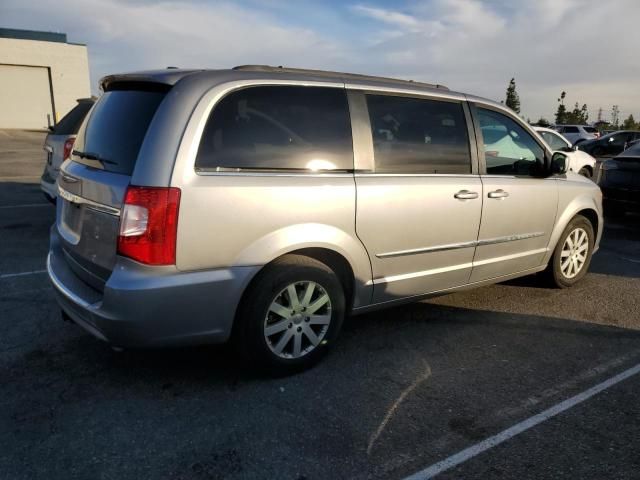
(0, 64), (54, 130)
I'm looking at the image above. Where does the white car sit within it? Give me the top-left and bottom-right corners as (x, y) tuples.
(534, 127), (596, 178)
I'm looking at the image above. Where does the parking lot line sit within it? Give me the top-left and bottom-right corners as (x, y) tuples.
(0, 269), (47, 279)
(404, 362), (640, 480)
(0, 203), (51, 209)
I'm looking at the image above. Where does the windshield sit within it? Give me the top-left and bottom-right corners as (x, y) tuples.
(620, 142), (640, 157)
(72, 89), (167, 175)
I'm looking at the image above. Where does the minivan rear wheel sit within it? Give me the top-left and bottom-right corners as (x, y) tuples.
(544, 215), (594, 288)
(233, 254), (345, 375)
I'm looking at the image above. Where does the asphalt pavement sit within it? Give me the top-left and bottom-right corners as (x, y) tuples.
(1, 130), (639, 480)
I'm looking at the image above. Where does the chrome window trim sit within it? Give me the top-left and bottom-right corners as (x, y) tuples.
(376, 232), (545, 258)
(57, 186), (121, 217)
(194, 171), (355, 178)
(355, 173), (480, 178)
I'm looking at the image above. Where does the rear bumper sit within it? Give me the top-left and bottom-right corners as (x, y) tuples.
(40, 168), (57, 199)
(48, 227), (259, 347)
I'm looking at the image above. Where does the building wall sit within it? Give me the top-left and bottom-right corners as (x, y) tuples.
(0, 37), (90, 129)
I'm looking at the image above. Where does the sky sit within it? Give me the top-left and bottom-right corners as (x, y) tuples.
(2, 0), (639, 122)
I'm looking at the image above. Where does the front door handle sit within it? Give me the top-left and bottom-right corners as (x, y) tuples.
(454, 190), (479, 200)
(488, 189), (509, 199)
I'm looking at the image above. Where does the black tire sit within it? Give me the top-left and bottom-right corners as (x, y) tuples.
(543, 215), (594, 288)
(578, 167), (592, 178)
(233, 254), (345, 376)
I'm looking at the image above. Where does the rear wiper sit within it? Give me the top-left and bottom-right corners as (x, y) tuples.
(72, 150), (117, 165)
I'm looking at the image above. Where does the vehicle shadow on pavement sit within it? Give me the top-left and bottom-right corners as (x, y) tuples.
(4, 288), (640, 479)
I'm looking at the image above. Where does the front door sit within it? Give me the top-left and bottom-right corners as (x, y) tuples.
(470, 105), (558, 283)
(353, 92), (482, 303)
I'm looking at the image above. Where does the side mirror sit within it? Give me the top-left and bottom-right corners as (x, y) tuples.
(551, 152), (569, 174)
(560, 146), (573, 153)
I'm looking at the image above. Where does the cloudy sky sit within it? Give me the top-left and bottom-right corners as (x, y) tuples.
(2, 0), (639, 122)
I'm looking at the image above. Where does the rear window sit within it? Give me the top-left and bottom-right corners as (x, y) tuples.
(195, 86), (353, 172)
(73, 90), (166, 175)
(52, 101), (93, 135)
(563, 126), (579, 133)
(583, 127), (598, 133)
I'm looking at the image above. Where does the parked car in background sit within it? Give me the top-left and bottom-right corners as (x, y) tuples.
(47, 66), (603, 375)
(597, 141), (640, 215)
(40, 98), (95, 202)
(554, 125), (600, 145)
(577, 130), (640, 158)
(533, 126), (596, 178)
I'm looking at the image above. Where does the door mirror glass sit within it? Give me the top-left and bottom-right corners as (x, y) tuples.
(551, 152), (569, 174)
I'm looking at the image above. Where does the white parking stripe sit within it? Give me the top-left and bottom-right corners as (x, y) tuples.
(0, 203), (51, 209)
(0, 269), (47, 279)
(404, 362), (640, 480)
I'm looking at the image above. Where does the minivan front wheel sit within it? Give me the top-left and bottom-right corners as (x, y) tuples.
(234, 254), (345, 375)
(546, 215), (594, 288)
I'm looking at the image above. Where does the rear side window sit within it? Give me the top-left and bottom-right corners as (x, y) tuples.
(73, 89), (166, 175)
(583, 127), (598, 133)
(195, 86), (353, 172)
(52, 101), (93, 135)
(365, 94), (471, 174)
(563, 126), (579, 133)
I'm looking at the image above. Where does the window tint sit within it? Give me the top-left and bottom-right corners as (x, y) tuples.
(195, 86), (353, 172)
(73, 90), (166, 175)
(583, 127), (598, 133)
(540, 131), (569, 151)
(477, 108), (545, 176)
(53, 101), (93, 135)
(564, 126), (579, 133)
(365, 95), (471, 174)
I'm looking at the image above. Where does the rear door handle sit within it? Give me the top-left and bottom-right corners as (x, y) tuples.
(454, 190), (479, 200)
(488, 189), (509, 199)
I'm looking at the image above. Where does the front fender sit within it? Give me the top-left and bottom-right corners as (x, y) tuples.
(543, 186), (603, 265)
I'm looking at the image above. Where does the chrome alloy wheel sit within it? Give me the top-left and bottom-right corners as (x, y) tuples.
(560, 227), (589, 279)
(264, 281), (332, 359)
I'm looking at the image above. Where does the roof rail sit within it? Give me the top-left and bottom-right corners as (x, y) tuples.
(232, 65), (449, 91)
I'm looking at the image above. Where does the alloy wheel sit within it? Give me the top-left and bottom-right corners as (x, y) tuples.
(263, 281), (332, 359)
(560, 227), (589, 279)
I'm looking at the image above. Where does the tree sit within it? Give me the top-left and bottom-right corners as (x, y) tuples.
(555, 91), (567, 124)
(597, 107), (603, 122)
(611, 105), (620, 128)
(505, 78), (521, 114)
(580, 104), (589, 123)
(623, 114), (638, 130)
(534, 117), (551, 127)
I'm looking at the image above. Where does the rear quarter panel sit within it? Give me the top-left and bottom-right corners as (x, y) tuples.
(170, 79), (374, 308)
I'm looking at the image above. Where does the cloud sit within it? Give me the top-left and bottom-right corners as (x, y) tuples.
(1, 0), (639, 121)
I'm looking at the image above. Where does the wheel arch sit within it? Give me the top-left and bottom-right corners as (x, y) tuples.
(544, 199), (602, 265)
(233, 223), (373, 311)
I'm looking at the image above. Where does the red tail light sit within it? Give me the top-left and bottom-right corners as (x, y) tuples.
(63, 138), (75, 160)
(117, 186), (181, 265)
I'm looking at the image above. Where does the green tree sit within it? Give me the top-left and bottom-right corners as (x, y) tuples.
(623, 114), (637, 130)
(505, 78), (521, 114)
(534, 117), (551, 127)
(611, 105), (620, 128)
(555, 91), (567, 124)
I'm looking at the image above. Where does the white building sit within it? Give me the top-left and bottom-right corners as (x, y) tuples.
(0, 28), (91, 130)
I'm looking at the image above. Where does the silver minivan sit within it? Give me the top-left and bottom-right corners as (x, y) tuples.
(48, 66), (603, 374)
